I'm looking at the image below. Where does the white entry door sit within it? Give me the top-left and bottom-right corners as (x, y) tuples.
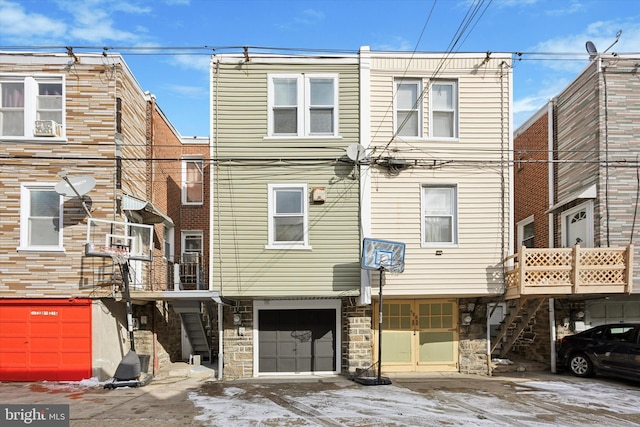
(562, 202), (593, 247)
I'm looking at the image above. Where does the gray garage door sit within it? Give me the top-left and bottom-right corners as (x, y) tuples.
(258, 309), (336, 373)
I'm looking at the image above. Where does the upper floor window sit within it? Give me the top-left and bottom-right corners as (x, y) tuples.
(182, 158), (203, 205)
(0, 75), (64, 139)
(181, 231), (203, 261)
(517, 216), (535, 248)
(163, 224), (174, 261)
(430, 81), (458, 138)
(19, 184), (63, 251)
(267, 183), (310, 249)
(422, 185), (457, 246)
(394, 78), (422, 137)
(268, 74), (338, 137)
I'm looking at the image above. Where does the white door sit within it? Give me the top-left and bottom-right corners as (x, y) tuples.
(562, 202), (593, 247)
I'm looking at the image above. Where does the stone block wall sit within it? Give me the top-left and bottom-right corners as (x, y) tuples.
(222, 299), (254, 379)
(458, 298), (490, 375)
(342, 299), (372, 374)
(132, 301), (183, 375)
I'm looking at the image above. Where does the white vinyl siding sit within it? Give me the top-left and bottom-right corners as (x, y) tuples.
(368, 53), (511, 297)
(19, 183), (64, 251)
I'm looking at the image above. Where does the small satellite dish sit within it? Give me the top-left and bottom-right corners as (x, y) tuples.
(55, 175), (96, 197)
(585, 41), (598, 61)
(346, 143), (366, 162)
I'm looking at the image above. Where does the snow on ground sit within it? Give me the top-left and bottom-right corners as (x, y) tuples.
(189, 379), (640, 427)
(518, 380), (640, 414)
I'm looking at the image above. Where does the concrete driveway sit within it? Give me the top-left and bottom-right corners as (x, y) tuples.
(1, 365), (639, 426)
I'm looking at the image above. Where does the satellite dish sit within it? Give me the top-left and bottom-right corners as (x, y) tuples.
(585, 41), (598, 60)
(55, 175), (96, 197)
(346, 143), (366, 162)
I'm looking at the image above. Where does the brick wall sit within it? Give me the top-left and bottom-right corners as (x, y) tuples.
(514, 111), (550, 249)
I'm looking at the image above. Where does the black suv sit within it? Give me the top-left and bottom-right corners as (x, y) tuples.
(557, 323), (640, 380)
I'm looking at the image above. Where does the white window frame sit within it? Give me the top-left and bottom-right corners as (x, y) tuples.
(266, 183), (311, 250)
(181, 230), (203, 259)
(0, 74), (65, 141)
(421, 184), (458, 247)
(19, 183), (64, 252)
(394, 78), (423, 138)
(517, 215), (535, 249)
(267, 74), (339, 138)
(182, 157), (204, 205)
(429, 80), (458, 139)
(163, 224), (174, 261)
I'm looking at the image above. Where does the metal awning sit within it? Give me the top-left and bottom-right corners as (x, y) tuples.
(122, 194), (173, 225)
(546, 184), (596, 214)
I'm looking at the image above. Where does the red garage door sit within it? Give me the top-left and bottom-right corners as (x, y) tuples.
(0, 299), (92, 381)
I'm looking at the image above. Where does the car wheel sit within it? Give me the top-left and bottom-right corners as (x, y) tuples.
(568, 353), (594, 377)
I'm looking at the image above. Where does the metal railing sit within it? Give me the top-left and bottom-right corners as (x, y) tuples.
(127, 255), (207, 292)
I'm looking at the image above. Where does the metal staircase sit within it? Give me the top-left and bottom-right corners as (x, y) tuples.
(491, 297), (545, 357)
(172, 301), (212, 362)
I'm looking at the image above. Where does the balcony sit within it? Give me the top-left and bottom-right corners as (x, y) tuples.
(117, 255), (207, 293)
(504, 245), (634, 300)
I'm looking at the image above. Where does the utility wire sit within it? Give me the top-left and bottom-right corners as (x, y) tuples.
(376, 0), (493, 159)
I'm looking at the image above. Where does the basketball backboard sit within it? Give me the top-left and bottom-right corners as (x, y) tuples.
(85, 218), (153, 262)
(361, 238), (405, 273)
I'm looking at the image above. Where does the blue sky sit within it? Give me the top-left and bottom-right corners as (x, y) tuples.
(1, 0), (638, 137)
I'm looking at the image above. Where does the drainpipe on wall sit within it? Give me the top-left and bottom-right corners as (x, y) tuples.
(487, 304), (491, 375)
(547, 100), (557, 374)
(217, 303), (223, 380)
(550, 297), (557, 373)
(210, 56), (224, 381)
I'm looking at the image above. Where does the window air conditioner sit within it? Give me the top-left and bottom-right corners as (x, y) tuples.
(34, 120), (62, 137)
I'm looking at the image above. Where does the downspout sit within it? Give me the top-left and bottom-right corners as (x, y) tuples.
(547, 100), (557, 373)
(210, 55), (224, 380)
(358, 46), (372, 306)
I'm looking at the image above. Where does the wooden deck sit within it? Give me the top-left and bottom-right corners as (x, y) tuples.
(504, 244), (634, 300)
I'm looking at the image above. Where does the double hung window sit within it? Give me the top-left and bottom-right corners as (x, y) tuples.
(0, 75), (64, 138)
(182, 158), (203, 204)
(269, 74), (337, 137)
(182, 231), (203, 262)
(163, 225), (174, 261)
(267, 184), (309, 249)
(430, 81), (458, 138)
(20, 184), (63, 251)
(422, 185), (457, 245)
(517, 216), (535, 248)
(394, 79), (422, 137)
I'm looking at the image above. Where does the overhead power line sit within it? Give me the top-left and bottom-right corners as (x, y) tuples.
(1, 44), (638, 59)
